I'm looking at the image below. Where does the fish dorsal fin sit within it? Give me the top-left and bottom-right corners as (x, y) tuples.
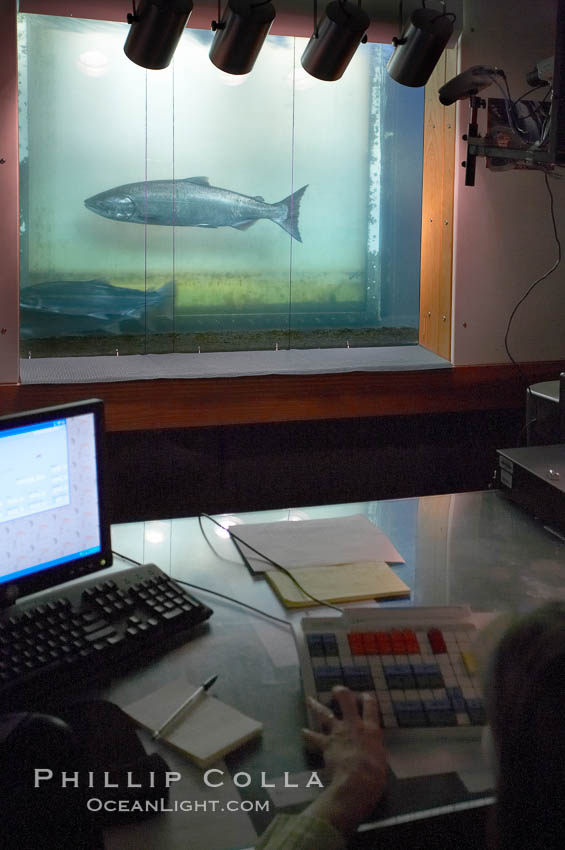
(253, 195), (265, 202)
(182, 177), (210, 185)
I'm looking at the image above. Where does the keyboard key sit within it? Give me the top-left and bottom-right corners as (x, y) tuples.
(85, 625), (117, 643)
(313, 666), (345, 690)
(461, 650), (478, 675)
(427, 628), (447, 654)
(394, 700), (428, 727)
(320, 633), (339, 656)
(342, 665), (373, 691)
(383, 664), (416, 689)
(347, 633), (366, 655)
(465, 698), (487, 725)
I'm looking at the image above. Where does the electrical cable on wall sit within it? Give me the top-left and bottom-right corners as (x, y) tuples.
(503, 171), (562, 444)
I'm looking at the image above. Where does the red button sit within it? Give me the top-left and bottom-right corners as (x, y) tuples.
(348, 632), (366, 655)
(427, 628), (447, 653)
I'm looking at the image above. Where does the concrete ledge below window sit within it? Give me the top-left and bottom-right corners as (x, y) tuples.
(19, 345), (450, 384)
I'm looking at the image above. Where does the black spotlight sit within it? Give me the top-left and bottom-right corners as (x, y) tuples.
(301, 1), (370, 82)
(124, 0), (194, 70)
(209, 0), (276, 76)
(387, 7), (454, 87)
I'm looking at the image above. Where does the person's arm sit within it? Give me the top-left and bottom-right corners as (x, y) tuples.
(256, 686), (387, 849)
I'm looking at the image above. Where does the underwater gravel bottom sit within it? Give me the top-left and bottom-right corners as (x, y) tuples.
(21, 328), (419, 358)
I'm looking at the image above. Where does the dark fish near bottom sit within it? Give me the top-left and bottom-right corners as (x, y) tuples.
(20, 279), (173, 338)
(84, 177), (308, 242)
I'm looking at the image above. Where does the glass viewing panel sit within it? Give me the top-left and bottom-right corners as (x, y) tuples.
(18, 15), (424, 357)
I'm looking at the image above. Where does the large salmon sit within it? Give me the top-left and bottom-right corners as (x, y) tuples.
(85, 177), (308, 242)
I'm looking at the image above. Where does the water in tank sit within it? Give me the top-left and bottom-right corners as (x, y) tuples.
(18, 14), (424, 356)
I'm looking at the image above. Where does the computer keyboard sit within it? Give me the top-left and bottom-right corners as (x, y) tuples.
(0, 563), (213, 709)
(296, 607), (487, 735)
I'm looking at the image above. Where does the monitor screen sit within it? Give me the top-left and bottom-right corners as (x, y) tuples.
(0, 398), (112, 605)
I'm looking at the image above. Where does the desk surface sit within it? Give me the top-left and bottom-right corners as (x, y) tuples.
(103, 490), (565, 849)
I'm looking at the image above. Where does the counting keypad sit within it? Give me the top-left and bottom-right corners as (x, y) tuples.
(301, 615), (486, 730)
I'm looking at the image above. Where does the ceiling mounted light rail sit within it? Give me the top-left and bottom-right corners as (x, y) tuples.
(123, 0), (194, 70)
(209, 0), (276, 75)
(387, 3), (455, 87)
(301, 0), (370, 82)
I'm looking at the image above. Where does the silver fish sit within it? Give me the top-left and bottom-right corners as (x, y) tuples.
(84, 177), (308, 242)
(20, 279), (172, 319)
(20, 279), (173, 337)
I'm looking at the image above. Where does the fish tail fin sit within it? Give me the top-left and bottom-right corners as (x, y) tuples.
(158, 280), (176, 302)
(276, 184), (308, 243)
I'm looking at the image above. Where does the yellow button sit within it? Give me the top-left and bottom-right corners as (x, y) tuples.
(461, 650), (477, 675)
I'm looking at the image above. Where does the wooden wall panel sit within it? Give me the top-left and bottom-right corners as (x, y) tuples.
(0, 360), (562, 432)
(419, 48), (457, 359)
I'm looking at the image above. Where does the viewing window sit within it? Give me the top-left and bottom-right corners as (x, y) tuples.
(18, 14), (425, 357)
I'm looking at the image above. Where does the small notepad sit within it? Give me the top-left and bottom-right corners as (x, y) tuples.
(266, 561), (410, 608)
(125, 679), (263, 768)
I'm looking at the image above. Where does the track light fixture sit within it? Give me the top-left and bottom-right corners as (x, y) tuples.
(387, 5), (455, 88)
(301, 0), (370, 82)
(209, 0), (276, 76)
(123, 0), (193, 70)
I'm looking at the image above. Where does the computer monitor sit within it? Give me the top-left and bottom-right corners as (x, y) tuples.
(0, 398), (112, 607)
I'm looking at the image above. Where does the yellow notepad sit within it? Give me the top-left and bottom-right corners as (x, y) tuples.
(266, 561), (410, 608)
(125, 678), (263, 768)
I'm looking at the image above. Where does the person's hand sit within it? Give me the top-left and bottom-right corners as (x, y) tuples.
(301, 686), (388, 836)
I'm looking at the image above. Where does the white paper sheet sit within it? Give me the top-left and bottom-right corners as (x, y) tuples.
(232, 514), (404, 573)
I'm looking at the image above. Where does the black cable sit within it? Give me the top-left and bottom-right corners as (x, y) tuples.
(112, 549), (141, 567)
(197, 514), (242, 566)
(518, 415), (538, 447)
(514, 86), (547, 105)
(199, 513), (343, 612)
(173, 577), (292, 627)
(504, 172), (562, 443)
(503, 76), (553, 141)
(511, 87), (551, 132)
(111, 549), (292, 627)
(496, 70), (528, 137)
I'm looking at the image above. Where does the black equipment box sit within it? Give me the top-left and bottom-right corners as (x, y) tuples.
(497, 444), (565, 533)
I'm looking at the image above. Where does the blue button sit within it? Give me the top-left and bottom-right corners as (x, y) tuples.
(313, 666), (344, 689)
(307, 634), (325, 657)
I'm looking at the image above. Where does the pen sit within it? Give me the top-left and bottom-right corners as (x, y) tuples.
(152, 674), (218, 741)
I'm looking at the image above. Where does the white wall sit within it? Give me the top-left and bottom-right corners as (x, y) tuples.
(452, 0), (565, 366)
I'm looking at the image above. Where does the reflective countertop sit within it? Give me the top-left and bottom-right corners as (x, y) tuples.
(111, 489), (565, 619)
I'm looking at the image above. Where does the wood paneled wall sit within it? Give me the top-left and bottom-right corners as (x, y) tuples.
(1, 360), (563, 432)
(419, 48), (457, 359)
